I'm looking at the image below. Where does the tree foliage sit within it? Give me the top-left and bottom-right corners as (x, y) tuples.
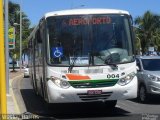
(9, 0), (33, 60)
(134, 11), (160, 54)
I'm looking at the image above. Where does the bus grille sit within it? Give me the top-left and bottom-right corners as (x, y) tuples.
(77, 92), (113, 101)
(69, 79), (118, 88)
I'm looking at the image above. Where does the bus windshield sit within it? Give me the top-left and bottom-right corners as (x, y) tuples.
(46, 14), (134, 66)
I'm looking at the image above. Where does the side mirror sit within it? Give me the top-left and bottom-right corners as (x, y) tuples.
(136, 66), (140, 71)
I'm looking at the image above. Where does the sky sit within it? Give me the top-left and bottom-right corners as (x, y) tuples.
(11, 0), (160, 27)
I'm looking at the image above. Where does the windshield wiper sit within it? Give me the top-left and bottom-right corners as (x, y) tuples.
(104, 55), (118, 68)
(99, 50), (118, 68)
(68, 39), (79, 73)
(96, 55), (118, 68)
(68, 56), (77, 73)
(88, 52), (95, 66)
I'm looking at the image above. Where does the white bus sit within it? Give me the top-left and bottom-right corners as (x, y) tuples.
(28, 9), (137, 108)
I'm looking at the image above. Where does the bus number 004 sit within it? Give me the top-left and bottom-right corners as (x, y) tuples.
(107, 74), (119, 78)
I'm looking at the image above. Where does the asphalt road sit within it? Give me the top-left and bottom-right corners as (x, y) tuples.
(12, 77), (160, 120)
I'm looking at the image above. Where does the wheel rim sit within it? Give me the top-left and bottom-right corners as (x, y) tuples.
(140, 86), (146, 102)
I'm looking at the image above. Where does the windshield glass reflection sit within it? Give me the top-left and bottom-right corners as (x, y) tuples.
(47, 14), (134, 66)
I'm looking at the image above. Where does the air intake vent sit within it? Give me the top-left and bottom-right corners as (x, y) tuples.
(69, 79), (118, 88)
(77, 92), (112, 101)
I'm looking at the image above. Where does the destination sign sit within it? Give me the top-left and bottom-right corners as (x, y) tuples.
(68, 17), (111, 26)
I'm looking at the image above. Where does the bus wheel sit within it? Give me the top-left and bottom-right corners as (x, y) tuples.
(40, 78), (45, 98)
(104, 100), (117, 109)
(45, 102), (55, 110)
(33, 82), (38, 95)
(138, 85), (148, 103)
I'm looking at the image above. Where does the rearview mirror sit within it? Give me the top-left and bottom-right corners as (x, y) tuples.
(136, 66), (140, 71)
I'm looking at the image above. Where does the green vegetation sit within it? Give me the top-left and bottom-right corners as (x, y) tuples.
(134, 11), (160, 54)
(8, 0), (34, 61)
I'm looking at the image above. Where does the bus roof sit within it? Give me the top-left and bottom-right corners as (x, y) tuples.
(44, 8), (130, 18)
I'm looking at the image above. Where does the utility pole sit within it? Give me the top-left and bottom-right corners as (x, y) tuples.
(20, 0), (22, 71)
(0, 0), (7, 117)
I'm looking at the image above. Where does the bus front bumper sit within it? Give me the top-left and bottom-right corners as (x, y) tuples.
(47, 77), (137, 103)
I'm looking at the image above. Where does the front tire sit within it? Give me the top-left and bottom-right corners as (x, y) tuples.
(138, 85), (149, 103)
(104, 100), (117, 108)
(32, 75), (39, 95)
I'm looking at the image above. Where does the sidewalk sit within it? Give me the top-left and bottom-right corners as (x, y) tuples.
(7, 69), (24, 114)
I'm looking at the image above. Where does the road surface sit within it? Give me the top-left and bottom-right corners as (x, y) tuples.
(12, 77), (160, 120)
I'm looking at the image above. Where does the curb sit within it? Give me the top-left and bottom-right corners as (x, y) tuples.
(9, 73), (23, 114)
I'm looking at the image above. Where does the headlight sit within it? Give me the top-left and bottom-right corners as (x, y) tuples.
(50, 77), (70, 89)
(148, 75), (160, 82)
(118, 72), (136, 86)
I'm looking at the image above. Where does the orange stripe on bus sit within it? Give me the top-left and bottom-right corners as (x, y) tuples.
(66, 74), (91, 80)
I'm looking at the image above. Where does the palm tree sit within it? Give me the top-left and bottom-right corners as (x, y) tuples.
(153, 28), (160, 51)
(134, 11), (160, 54)
(9, 1), (32, 65)
(8, 1), (20, 25)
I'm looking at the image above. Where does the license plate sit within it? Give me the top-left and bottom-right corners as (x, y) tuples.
(87, 90), (102, 95)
